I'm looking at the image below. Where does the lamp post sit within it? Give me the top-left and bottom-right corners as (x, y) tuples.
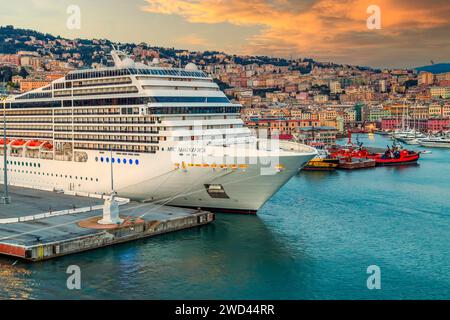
(98, 145), (122, 225)
(2, 96), (10, 204)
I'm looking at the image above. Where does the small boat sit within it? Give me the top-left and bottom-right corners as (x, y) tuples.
(304, 158), (339, 171)
(10, 139), (26, 148)
(395, 131), (426, 145)
(418, 134), (450, 148)
(370, 149), (420, 166)
(420, 150), (432, 154)
(337, 157), (376, 170)
(26, 140), (45, 150)
(332, 131), (420, 166)
(304, 148), (339, 171)
(41, 142), (53, 151)
(0, 139), (11, 147)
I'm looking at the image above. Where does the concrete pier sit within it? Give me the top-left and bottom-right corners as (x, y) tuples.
(0, 186), (214, 262)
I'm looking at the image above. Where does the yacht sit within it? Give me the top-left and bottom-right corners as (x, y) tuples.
(395, 130), (427, 145)
(0, 50), (317, 213)
(418, 133), (450, 148)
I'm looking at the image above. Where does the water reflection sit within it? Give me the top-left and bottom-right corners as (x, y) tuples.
(0, 258), (34, 299)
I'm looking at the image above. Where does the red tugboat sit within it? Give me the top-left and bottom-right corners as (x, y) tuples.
(369, 145), (420, 166)
(330, 131), (420, 166)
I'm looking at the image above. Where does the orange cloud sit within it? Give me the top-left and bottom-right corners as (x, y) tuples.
(142, 0), (450, 66)
(176, 33), (210, 48)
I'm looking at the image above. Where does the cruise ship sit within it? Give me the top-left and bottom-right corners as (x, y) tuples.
(0, 50), (316, 213)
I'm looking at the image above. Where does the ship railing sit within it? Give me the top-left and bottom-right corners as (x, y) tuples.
(257, 139), (317, 154)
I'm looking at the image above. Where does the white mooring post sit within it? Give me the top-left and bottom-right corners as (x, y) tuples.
(98, 149), (123, 225)
(98, 191), (123, 225)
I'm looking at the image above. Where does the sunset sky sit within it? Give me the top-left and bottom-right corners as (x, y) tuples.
(2, 0), (450, 68)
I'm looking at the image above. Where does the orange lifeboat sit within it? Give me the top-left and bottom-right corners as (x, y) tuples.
(11, 139), (26, 149)
(41, 142), (53, 151)
(26, 140), (44, 150)
(0, 138), (10, 147)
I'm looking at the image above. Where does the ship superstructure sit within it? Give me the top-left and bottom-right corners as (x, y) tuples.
(0, 50), (316, 213)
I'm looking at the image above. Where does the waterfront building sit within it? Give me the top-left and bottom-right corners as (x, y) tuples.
(0, 54), (20, 66)
(381, 117), (450, 132)
(368, 107), (391, 122)
(329, 81), (342, 94)
(435, 72), (450, 85)
(313, 94), (329, 103)
(430, 87), (450, 99)
(379, 79), (387, 93)
(297, 126), (338, 145)
(418, 71), (434, 86)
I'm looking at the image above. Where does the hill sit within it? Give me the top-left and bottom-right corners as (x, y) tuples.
(415, 63), (450, 74)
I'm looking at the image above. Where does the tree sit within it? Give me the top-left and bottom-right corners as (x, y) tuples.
(19, 67), (29, 78)
(0, 66), (13, 82)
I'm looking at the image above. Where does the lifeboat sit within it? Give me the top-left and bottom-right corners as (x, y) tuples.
(41, 142), (53, 151)
(10, 139), (26, 149)
(0, 138), (10, 147)
(26, 140), (44, 150)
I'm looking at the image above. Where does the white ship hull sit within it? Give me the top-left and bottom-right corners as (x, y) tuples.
(418, 141), (450, 148)
(1, 141), (316, 213)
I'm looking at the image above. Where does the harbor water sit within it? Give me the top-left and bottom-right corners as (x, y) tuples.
(0, 134), (449, 299)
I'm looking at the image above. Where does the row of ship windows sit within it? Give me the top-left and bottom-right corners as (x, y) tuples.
(7, 97), (230, 109)
(73, 143), (159, 153)
(5, 160), (41, 168)
(16, 92), (52, 100)
(65, 68), (207, 81)
(54, 87), (139, 97)
(136, 76), (211, 83)
(95, 157), (139, 165)
(1, 167), (99, 182)
(52, 126), (160, 131)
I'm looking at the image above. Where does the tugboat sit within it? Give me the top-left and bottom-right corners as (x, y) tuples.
(369, 144), (420, 166)
(303, 142), (339, 171)
(329, 135), (377, 170)
(330, 131), (420, 167)
(304, 152), (339, 171)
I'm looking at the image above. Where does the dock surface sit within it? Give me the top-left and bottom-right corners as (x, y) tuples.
(0, 186), (214, 261)
(0, 185), (102, 219)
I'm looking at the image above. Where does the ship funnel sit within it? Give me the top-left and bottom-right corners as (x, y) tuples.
(110, 49), (136, 68)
